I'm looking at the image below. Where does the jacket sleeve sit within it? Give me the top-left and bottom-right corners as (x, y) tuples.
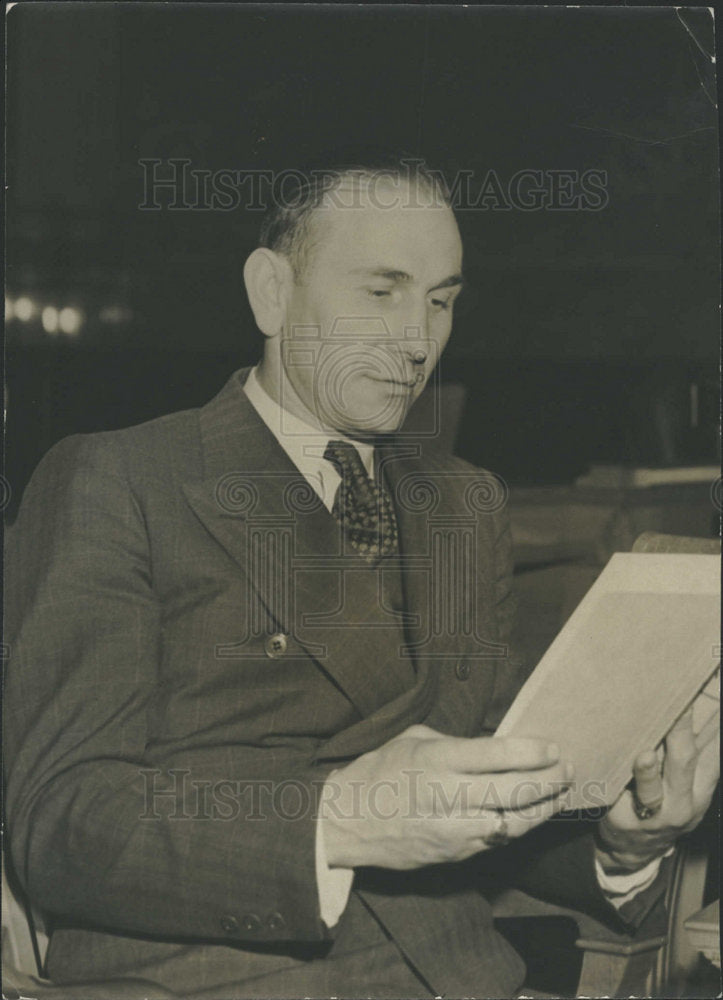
(493, 814), (672, 936)
(4, 434), (335, 946)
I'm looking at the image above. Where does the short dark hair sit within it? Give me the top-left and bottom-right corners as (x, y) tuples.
(258, 149), (452, 279)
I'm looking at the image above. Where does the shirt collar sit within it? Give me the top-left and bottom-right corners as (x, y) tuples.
(243, 365), (375, 509)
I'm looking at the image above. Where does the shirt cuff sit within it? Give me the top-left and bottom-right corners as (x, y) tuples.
(595, 847), (675, 909)
(315, 808), (354, 929)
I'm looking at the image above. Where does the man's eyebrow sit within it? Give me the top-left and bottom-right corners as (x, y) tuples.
(429, 273), (464, 292)
(352, 268), (413, 283)
(352, 268), (464, 290)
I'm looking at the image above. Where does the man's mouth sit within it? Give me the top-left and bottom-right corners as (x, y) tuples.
(373, 375), (423, 389)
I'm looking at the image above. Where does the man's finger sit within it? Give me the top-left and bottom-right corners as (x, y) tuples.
(693, 731), (721, 804)
(450, 763), (573, 811)
(668, 707), (694, 736)
(448, 736), (561, 774)
(632, 750), (664, 808)
(664, 709), (698, 793)
(451, 796), (563, 849)
(694, 711), (720, 753)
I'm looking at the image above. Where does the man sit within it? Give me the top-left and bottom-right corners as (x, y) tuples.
(5, 155), (719, 998)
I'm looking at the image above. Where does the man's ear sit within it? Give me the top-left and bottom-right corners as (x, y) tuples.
(243, 248), (293, 338)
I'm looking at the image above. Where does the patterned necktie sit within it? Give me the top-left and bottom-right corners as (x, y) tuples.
(323, 440), (399, 564)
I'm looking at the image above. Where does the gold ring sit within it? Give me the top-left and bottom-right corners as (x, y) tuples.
(633, 794), (663, 821)
(484, 810), (510, 848)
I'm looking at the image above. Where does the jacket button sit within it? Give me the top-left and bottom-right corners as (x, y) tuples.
(266, 911), (286, 931)
(241, 913), (262, 933)
(220, 914), (240, 935)
(455, 659), (471, 681)
(265, 633), (287, 658)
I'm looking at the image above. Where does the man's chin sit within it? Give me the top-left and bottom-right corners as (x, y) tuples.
(344, 426), (402, 445)
(319, 402), (411, 439)
(340, 411), (410, 440)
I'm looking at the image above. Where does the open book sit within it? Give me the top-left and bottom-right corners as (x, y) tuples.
(497, 552), (720, 811)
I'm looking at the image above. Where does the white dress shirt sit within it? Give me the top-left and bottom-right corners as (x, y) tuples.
(243, 365), (665, 927)
(244, 365), (375, 504)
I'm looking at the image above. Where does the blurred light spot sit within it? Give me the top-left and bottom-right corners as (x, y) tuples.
(42, 306), (59, 334)
(59, 307), (83, 335)
(15, 296), (35, 322)
(99, 304), (134, 324)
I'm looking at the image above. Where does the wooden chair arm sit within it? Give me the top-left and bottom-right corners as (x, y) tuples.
(491, 885), (665, 996)
(491, 835), (712, 997)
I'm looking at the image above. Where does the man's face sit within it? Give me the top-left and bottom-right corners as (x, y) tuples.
(276, 176), (463, 437)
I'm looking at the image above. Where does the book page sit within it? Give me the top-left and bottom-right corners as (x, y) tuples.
(497, 553), (720, 810)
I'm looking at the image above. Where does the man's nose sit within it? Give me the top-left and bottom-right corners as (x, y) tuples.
(392, 303), (429, 355)
(404, 300), (430, 340)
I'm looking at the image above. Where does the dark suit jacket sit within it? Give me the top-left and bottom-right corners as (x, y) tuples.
(4, 368), (666, 998)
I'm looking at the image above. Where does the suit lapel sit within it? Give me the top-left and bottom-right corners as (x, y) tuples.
(379, 442), (437, 659)
(383, 440), (506, 664)
(314, 434), (506, 758)
(182, 370), (438, 737)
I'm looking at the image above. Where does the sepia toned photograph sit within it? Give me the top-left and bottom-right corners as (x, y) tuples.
(3, 4), (720, 998)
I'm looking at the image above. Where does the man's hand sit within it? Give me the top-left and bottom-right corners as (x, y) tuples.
(320, 724), (574, 870)
(596, 705), (720, 873)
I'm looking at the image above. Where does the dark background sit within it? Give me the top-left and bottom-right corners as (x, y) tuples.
(5, 3), (720, 520)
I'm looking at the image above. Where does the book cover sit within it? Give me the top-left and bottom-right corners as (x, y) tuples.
(497, 553), (720, 811)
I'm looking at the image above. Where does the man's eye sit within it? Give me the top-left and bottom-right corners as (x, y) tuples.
(430, 296), (452, 311)
(368, 289), (392, 298)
